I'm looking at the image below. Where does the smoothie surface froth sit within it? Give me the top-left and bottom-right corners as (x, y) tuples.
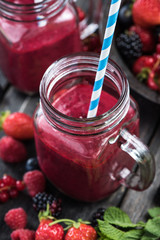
(53, 84), (118, 118)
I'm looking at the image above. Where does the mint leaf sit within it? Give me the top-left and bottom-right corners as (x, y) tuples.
(144, 216), (160, 237)
(148, 207), (160, 218)
(141, 231), (159, 240)
(120, 229), (144, 240)
(103, 207), (138, 228)
(98, 219), (125, 240)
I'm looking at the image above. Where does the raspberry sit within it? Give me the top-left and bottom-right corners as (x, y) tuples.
(0, 136), (27, 163)
(11, 229), (35, 240)
(4, 207), (27, 230)
(23, 170), (46, 197)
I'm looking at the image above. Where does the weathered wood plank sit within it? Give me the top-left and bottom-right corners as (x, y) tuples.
(120, 120), (160, 223)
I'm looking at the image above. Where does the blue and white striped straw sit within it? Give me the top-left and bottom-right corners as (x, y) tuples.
(87, 0), (122, 118)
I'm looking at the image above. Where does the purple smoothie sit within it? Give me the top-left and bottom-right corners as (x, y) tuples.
(0, 3), (81, 93)
(34, 83), (139, 201)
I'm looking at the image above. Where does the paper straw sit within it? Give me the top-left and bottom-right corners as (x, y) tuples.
(87, 0), (122, 118)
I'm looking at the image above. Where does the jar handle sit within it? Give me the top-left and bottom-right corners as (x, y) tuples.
(117, 129), (155, 190)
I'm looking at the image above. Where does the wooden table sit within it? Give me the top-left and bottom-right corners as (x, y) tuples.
(0, 64), (160, 239)
(0, 1), (160, 237)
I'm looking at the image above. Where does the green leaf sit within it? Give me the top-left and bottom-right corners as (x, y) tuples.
(141, 231), (159, 240)
(103, 207), (135, 228)
(148, 207), (160, 218)
(98, 220), (125, 240)
(120, 229), (144, 240)
(144, 216), (160, 237)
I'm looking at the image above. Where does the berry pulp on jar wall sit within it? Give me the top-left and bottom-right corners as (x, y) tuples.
(34, 83), (139, 202)
(0, 1), (81, 93)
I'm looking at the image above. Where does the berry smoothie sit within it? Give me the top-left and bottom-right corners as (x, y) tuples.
(34, 83), (139, 202)
(0, 3), (81, 93)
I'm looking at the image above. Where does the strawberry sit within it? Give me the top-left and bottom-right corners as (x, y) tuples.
(35, 204), (64, 240)
(23, 170), (46, 197)
(132, 0), (160, 27)
(77, 7), (86, 21)
(36, 219), (64, 240)
(2, 112), (34, 140)
(4, 207), (27, 230)
(147, 70), (160, 91)
(65, 223), (97, 240)
(11, 229), (35, 240)
(50, 218), (97, 240)
(0, 136), (27, 163)
(133, 56), (155, 75)
(129, 25), (155, 52)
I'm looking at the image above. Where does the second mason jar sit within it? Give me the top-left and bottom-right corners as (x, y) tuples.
(0, 0), (81, 93)
(33, 53), (155, 202)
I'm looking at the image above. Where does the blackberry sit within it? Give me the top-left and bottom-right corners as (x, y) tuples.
(116, 32), (142, 61)
(33, 192), (62, 217)
(90, 208), (106, 227)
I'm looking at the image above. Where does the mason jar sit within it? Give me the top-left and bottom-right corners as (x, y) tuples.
(0, 0), (81, 93)
(33, 53), (155, 202)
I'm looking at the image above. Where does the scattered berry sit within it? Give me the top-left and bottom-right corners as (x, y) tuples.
(0, 136), (27, 163)
(4, 207), (27, 230)
(132, 0), (160, 27)
(25, 157), (40, 172)
(16, 180), (25, 191)
(23, 170), (46, 197)
(147, 69), (160, 91)
(11, 229), (35, 240)
(133, 56), (155, 75)
(118, 3), (133, 29)
(36, 219), (64, 240)
(0, 174), (25, 203)
(116, 32), (142, 61)
(129, 25), (155, 52)
(77, 7), (85, 21)
(0, 190), (9, 202)
(9, 188), (19, 198)
(64, 221), (97, 240)
(2, 112), (34, 140)
(33, 192), (62, 217)
(90, 208), (105, 227)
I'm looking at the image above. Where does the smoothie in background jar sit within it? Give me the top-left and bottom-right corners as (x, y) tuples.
(33, 53), (155, 202)
(0, 0), (81, 93)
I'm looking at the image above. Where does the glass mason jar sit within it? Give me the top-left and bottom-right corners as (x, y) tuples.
(0, 0), (81, 93)
(34, 53), (155, 202)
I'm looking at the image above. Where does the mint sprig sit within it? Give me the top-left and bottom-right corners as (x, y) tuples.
(97, 207), (160, 240)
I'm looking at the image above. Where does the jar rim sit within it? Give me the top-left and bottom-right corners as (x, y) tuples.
(40, 52), (130, 133)
(0, 0), (67, 22)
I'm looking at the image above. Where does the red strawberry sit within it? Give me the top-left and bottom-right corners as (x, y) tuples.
(132, 0), (160, 27)
(50, 218), (97, 240)
(133, 56), (155, 75)
(147, 70), (160, 91)
(129, 25), (155, 52)
(77, 7), (86, 21)
(0, 136), (27, 163)
(23, 170), (46, 197)
(65, 223), (97, 240)
(11, 229), (35, 240)
(4, 207), (27, 230)
(36, 219), (64, 240)
(3, 112), (34, 140)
